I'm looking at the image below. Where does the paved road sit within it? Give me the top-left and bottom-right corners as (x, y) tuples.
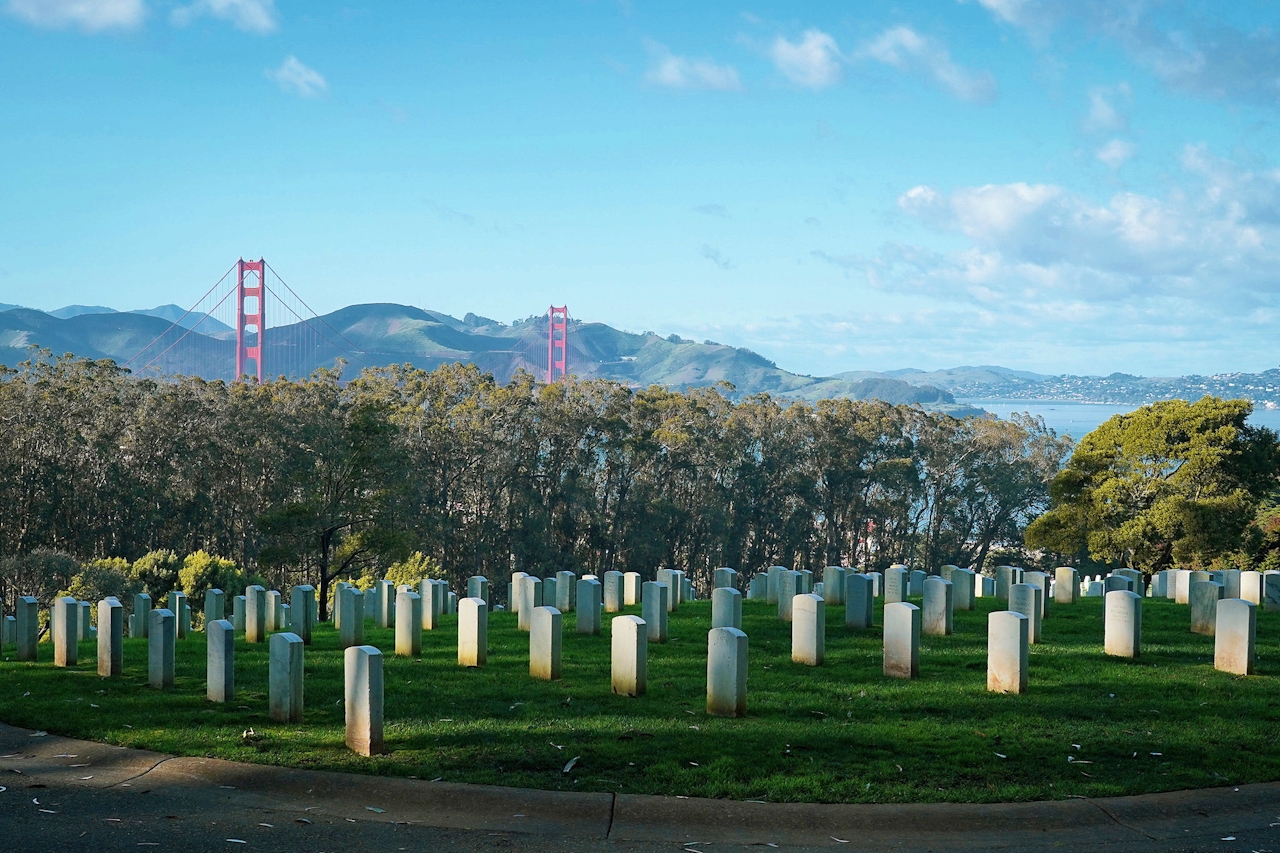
(2, 723), (1279, 852)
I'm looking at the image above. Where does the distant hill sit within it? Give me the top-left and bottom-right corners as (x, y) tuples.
(49, 304), (116, 319)
(842, 365), (1280, 408)
(0, 303), (973, 413)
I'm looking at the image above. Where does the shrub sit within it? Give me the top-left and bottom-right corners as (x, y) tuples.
(130, 550), (181, 601)
(178, 550), (247, 606)
(63, 558), (143, 604)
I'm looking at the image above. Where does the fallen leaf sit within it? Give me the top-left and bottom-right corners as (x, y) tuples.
(563, 756), (579, 774)
(226, 840), (246, 845)
(994, 753), (1007, 759)
(832, 837), (850, 843)
(365, 806), (385, 814)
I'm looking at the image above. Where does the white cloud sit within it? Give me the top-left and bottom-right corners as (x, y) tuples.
(5, 0), (144, 31)
(266, 56), (327, 98)
(770, 29), (842, 89)
(860, 26), (997, 102)
(171, 0), (276, 33)
(977, 1), (1280, 105)
(699, 244), (736, 270)
(1096, 138), (1136, 168)
(874, 148), (1280, 320)
(644, 43), (741, 91)
(1084, 83), (1131, 132)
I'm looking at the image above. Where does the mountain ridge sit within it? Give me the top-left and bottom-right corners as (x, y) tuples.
(0, 303), (975, 413)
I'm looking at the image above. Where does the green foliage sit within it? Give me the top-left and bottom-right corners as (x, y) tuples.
(0, 353), (1072, 611)
(1026, 397), (1280, 572)
(63, 558), (142, 604)
(129, 550), (181, 601)
(384, 552), (445, 588)
(0, 549), (79, 605)
(177, 550), (247, 605)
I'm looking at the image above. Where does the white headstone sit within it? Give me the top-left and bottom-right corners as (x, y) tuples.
(375, 580), (395, 629)
(148, 608), (175, 689)
(714, 567), (738, 591)
(516, 576), (541, 632)
(922, 576), (954, 637)
(15, 596), (38, 661)
(845, 573), (874, 629)
(611, 615), (647, 697)
(204, 589), (226, 625)
(577, 577), (603, 635)
(884, 566), (908, 604)
(396, 591), (423, 657)
(245, 585), (267, 643)
(1104, 590), (1142, 658)
(345, 645), (384, 755)
(996, 566), (1023, 600)
(1190, 580), (1224, 635)
(792, 594), (825, 666)
(706, 626), (748, 717)
(987, 610), (1028, 694)
(467, 576), (490, 606)
(269, 632), (305, 723)
(623, 571), (642, 605)
(908, 570), (927, 598)
(1024, 571), (1051, 616)
(264, 590), (281, 632)
(777, 570), (800, 622)
(1054, 567), (1079, 605)
(952, 568), (976, 612)
(132, 592), (152, 639)
(1264, 571), (1280, 613)
(458, 596), (487, 666)
(556, 570), (579, 612)
(883, 602), (920, 679)
(207, 618), (235, 702)
(290, 585), (316, 644)
(712, 586), (742, 630)
(530, 606), (562, 680)
(52, 596), (79, 667)
(602, 571), (623, 613)
(641, 581), (669, 643)
(1175, 569), (1195, 604)
(1008, 583), (1042, 644)
(821, 567), (845, 604)
(232, 594), (246, 634)
(97, 598), (123, 677)
(1214, 598), (1256, 676)
(338, 586), (365, 647)
(509, 572), (529, 613)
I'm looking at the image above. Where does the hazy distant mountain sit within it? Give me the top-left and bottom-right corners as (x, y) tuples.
(49, 304), (115, 319)
(0, 302), (971, 412)
(130, 303), (234, 334)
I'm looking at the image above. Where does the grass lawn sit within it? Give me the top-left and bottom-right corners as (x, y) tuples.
(1, 594), (1277, 804)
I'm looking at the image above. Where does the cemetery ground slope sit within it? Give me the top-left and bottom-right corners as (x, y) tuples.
(1, 596), (1277, 805)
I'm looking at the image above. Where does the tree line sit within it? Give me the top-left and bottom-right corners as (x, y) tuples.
(0, 352), (1073, 614)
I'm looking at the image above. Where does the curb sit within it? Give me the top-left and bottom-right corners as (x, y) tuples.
(2, 722), (1278, 848)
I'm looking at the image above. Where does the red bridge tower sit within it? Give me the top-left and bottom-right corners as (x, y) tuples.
(235, 258), (265, 382)
(547, 305), (568, 383)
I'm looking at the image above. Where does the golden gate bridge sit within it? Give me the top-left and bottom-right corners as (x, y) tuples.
(123, 258), (572, 384)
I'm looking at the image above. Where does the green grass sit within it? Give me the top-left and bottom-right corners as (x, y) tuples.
(2, 595), (1278, 804)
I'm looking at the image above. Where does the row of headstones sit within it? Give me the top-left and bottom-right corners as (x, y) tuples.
(505, 568), (698, 616)
(744, 562), (1263, 690)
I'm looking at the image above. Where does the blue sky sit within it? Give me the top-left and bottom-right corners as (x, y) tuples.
(2, 0), (1279, 377)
